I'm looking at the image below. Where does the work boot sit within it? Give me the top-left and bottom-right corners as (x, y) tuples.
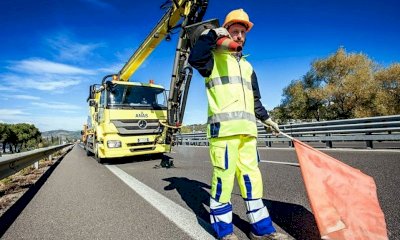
(249, 231), (291, 240)
(221, 233), (239, 240)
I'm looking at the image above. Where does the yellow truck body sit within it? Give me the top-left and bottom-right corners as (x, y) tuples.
(86, 81), (170, 161)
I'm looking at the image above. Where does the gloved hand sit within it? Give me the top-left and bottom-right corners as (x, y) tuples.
(213, 27), (231, 39)
(262, 118), (280, 135)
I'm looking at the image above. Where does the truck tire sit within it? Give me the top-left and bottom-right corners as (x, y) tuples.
(96, 157), (104, 164)
(94, 143), (104, 164)
(86, 148), (92, 156)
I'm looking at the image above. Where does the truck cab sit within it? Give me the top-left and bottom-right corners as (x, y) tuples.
(86, 80), (170, 162)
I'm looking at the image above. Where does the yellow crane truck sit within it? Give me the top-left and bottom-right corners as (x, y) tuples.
(84, 0), (216, 163)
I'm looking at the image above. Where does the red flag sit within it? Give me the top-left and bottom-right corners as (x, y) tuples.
(293, 139), (388, 240)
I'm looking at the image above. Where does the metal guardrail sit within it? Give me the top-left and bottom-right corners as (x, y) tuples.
(175, 115), (400, 148)
(0, 144), (73, 180)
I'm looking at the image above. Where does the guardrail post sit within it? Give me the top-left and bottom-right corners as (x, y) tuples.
(326, 134), (333, 148)
(265, 135), (272, 147)
(288, 137), (294, 148)
(366, 132), (373, 149)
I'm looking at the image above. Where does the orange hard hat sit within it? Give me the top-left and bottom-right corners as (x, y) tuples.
(223, 9), (253, 32)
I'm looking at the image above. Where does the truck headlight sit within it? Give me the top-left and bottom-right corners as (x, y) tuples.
(107, 140), (121, 148)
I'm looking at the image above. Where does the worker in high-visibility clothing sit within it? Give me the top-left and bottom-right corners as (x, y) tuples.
(189, 9), (290, 240)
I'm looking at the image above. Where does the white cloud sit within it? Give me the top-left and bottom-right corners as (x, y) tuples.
(46, 35), (104, 63)
(31, 102), (82, 110)
(97, 63), (123, 74)
(3, 94), (41, 100)
(0, 86), (19, 92)
(2, 73), (83, 92)
(8, 58), (95, 75)
(0, 109), (26, 115)
(2, 57), (99, 92)
(25, 78), (81, 91)
(0, 109), (29, 120)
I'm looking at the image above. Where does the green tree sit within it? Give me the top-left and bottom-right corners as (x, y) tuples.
(275, 47), (397, 122)
(11, 123), (41, 151)
(5, 125), (18, 153)
(0, 123), (41, 153)
(312, 47), (378, 119)
(374, 63), (400, 115)
(275, 71), (325, 122)
(0, 123), (10, 153)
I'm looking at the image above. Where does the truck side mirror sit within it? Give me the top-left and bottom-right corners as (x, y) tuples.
(80, 130), (84, 135)
(89, 99), (96, 107)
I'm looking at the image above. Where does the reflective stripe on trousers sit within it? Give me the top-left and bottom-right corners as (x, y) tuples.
(245, 198), (276, 236)
(210, 197), (233, 238)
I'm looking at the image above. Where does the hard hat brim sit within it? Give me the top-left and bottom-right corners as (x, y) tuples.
(223, 20), (254, 32)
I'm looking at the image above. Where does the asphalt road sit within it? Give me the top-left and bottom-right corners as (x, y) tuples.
(1, 145), (399, 239)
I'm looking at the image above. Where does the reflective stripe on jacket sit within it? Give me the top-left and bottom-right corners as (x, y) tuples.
(206, 50), (257, 138)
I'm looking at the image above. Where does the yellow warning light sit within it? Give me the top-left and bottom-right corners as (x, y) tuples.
(149, 79), (155, 84)
(112, 75), (118, 81)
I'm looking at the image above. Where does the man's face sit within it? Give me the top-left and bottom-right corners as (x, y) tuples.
(227, 23), (247, 47)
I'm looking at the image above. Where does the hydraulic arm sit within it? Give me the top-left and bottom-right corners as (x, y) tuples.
(118, 0), (208, 81)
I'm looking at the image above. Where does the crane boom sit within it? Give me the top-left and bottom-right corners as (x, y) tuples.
(118, 0), (205, 81)
(84, 1), (212, 163)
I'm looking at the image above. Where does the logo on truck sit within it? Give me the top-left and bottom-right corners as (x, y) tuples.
(136, 112), (148, 118)
(138, 120), (147, 129)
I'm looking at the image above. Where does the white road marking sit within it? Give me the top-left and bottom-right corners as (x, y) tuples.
(105, 165), (215, 240)
(259, 160), (300, 167)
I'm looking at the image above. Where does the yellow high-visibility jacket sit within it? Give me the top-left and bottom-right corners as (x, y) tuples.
(205, 50), (257, 138)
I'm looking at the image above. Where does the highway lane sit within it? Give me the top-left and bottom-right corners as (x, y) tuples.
(2, 145), (399, 239)
(1, 146), (193, 240)
(115, 146), (400, 240)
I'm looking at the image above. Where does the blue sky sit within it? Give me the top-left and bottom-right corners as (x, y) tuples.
(0, 0), (399, 131)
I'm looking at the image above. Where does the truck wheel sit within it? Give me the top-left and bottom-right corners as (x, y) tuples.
(86, 148), (92, 156)
(94, 144), (104, 164)
(96, 157), (104, 164)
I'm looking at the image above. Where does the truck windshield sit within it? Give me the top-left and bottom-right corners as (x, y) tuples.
(107, 85), (167, 109)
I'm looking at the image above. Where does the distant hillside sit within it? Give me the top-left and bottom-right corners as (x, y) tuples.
(42, 130), (81, 141)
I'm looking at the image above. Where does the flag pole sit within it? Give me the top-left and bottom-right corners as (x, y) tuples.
(259, 121), (295, 140)
(278, 131), (295, 140)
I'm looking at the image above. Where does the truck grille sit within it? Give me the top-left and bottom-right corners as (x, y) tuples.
(130, 147), (155, 152)
(111, 119), (163, 135)
(127, 142), (154, 147)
